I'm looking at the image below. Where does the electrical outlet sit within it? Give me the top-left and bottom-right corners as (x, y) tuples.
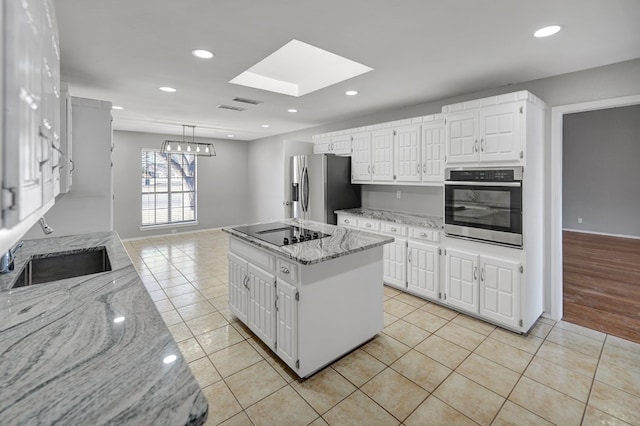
(578, 217), (583, 224)
(396, 191), (401, 199)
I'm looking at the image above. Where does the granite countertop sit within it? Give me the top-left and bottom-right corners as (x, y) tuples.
(335, 208), (443, 229)
(0, 232), (208, 425)
(222, 218), (394, 265)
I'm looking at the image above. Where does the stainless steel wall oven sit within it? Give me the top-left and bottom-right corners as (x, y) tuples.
(444, 167), (523, 246)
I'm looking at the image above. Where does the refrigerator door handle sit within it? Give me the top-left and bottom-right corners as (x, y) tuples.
(302, 166), (310, 213)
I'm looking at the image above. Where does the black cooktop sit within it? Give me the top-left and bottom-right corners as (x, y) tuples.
(233, 222), (331, 247)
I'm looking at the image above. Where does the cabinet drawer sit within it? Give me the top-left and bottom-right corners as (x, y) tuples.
(230, 238), (276, 272)
(359, 218), (380, 231)
(277, 258), (298, 282)
(338, 215), (358, 228)
(409, 227), (440, 242)
(382, 223), (407, 236)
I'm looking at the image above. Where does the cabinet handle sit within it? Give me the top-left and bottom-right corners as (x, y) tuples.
(417, 164), (421, 174)
(481, 268), (485, 282)
(70, 159), (75, 172)
(366, 223), (371, 228)
(372, 165), (375, 174)
(368, 165), (371, 173)
(280, 266), (290, 274)
(420, 232), (427, 237)
(423, 164), (426, 173)
(474, 139), (478, 153)
(390, 227), (397, 232)
(408, 252), (412, 262)
(480, 138), (484, 152)
(344, 219), (350, 224)
(473, 266), (478, 280)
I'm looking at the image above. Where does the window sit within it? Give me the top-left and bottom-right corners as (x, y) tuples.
(141, 151), (196, 226)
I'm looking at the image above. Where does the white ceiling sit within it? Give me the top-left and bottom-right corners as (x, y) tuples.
(54, 0), (640, 141)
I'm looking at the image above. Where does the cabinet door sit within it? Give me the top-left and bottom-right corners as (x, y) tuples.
(479, 255), (520, 328)
(383, 237), (407, 289)
(407, 241), (440, 300)
(228, 253), (248, 323)
(479, 103), (522, 163)
(276, 279), (298, 370)
(247, 263), (277, 349)
(445, 248), (479, 313)
(422, 121), (445, 182)
(445, 111), (478, 164)
(313, 138), (331, 154)
(351, 132), (372, 182)
(394, 125), (421, 182)
(371, 129), (394, 182)
(330, 135), (352, 155)
(2, 0), (45, 226)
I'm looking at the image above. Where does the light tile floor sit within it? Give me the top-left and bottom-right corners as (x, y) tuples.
(123, 230), (640, 426)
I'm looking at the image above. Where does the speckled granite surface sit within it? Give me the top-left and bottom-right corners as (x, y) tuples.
(223, 219), (393, 265)
(0, 232), (208, 426)
(335, 208), (443, 229)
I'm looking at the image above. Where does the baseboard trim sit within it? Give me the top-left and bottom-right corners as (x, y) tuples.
(562, 228), (640, 240)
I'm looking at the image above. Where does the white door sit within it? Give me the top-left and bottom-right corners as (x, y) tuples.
(351, 132), (372, 182)
(421, 121), (445, 182)
(227, 253), (248, 323)
(394, 125), (421, 182)
(479, 255), (520, 328)
(371, 129), (394, 182)
(407, 241), (440, 301)
(445, 111), (478, 164)
(479, 103), (522, 163)
(445, 248), (479, 313)
(247, 264), (277, 349)
(276, 279), (298, 371)
(383, 237), (407, 289)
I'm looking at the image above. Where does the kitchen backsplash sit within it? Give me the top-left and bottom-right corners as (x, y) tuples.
(361, 185), (443, 216)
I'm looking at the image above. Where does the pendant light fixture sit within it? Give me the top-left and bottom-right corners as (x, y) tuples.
(161, 125), (216, 157)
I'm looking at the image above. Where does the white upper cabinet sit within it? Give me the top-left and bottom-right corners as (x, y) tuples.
(394, 125), (421, 183)
(351, 132), (372, 182)
(2, 0), (60, 228)
(312, 134), (352, 155)
(443, 91), (546, 167)
(371, 129), (394, 182)
(421, 118), (445, 182)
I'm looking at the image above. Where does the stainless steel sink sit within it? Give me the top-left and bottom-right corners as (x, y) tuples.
(11, 246), (112, 288)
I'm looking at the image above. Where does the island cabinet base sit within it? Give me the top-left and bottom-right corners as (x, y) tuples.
(227, 237), (384, 378)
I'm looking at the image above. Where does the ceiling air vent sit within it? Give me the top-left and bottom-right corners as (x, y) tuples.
(232, 97), (263, 105)
(216, 104), (246, 112)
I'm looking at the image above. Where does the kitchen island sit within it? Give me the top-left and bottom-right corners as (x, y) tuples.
(0, 232), (208, 425)
(223, 218), (393, 377)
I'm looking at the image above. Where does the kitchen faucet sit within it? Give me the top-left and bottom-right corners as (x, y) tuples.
(0, 240), (24, 274)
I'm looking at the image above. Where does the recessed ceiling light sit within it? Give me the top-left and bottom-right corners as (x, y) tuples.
(227, 134), (234, 138)
(159, 86), (177, 92)
(534, 25), (561, 38)
(112, 105), (123, 110)
(261, 124), (270, 128)
(288, 108), (298, 113)
(192, 49), (214, 59)
(345, 90), (358, 96)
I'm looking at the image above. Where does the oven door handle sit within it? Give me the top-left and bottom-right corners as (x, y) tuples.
(444, 181), (521, 187)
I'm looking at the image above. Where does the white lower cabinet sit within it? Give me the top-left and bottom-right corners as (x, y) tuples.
(407, 241), (440, 300)
(444, 247), (521, 329)
(275, 279), (298, 368)
(479, 255), (520, 329)
(228, 252), (248, 324)
(246, 263), (277, 349)
(383, 237), (407, 290)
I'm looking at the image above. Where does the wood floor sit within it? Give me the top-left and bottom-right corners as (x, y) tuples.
(563, 230), (640, 343)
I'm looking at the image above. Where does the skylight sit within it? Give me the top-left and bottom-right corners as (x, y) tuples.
(229, 39), (373, 97)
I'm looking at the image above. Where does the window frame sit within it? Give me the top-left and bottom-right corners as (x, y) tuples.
(140, 149), (198, 229)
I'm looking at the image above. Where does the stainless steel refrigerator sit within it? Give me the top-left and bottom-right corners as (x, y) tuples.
(290, 154), (361, 225)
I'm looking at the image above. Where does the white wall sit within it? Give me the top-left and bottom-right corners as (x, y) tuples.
(112, 130), (251, 239)
(24, 97), (113, 239)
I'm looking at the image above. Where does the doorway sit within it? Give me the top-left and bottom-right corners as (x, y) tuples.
(550, 94), (640, 342)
